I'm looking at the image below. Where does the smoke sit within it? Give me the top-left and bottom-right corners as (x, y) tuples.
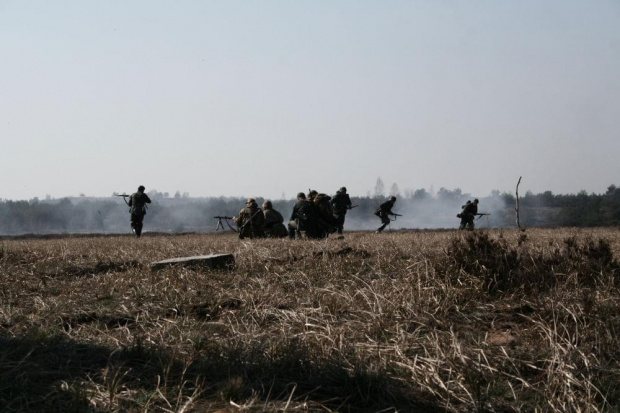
(343, 190), (514, 231)
(1, 187), (612, 235)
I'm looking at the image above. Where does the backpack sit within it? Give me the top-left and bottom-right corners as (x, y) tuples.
(296, 202), (314, 222)
(314, 194), (333, 216)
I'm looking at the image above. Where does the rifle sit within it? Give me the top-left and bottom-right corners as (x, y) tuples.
(116, 193), (149, 215)
(347, 205), (359, 210)
(475, 213), (490, 221)
(214, 216), (236, 231)
(390, 213), (403, 221)
(116, 194), (131, 206)
(237, 209), (263, 237)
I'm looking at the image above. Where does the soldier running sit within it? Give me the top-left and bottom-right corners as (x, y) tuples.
(458, 198), (479, 230)
(375, 196), (398, 233)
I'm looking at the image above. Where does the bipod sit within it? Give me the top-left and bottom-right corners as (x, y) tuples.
(214, 216), (236, 232)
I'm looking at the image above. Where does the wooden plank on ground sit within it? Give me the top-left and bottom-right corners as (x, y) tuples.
(151, 254), (235, 272)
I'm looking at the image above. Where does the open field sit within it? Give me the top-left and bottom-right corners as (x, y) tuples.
(1, 228), (619, 412)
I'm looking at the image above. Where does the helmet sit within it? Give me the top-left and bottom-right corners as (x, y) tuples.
(340, 187), (347, 192)
(138, 185), (145, 192)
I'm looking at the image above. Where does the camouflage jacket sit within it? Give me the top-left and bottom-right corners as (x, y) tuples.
(237, 207), (265, 238)
(128, 192), (152, 215)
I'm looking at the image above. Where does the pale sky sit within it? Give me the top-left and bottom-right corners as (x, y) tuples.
(1, 1), (619, 201)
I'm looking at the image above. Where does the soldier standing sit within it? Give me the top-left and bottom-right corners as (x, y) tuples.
(375, 196), (398, 233)
(262, 200), (288, 238)
(128, 185), (151, 237)
(458, 199), (479, 230)
(331, 186), (352, 235)
(234, 198), (265, 239)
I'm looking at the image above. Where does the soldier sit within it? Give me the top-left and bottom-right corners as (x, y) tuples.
(128, 185), (151, 237)
(307, 189), (318, 203)
(234, 198), (265, 239)
(288, 192), (320, 239)
(375, 196), (398, 233)
(458, 198), (479, 231)
(331, 186), (352, 235)
(308, 189), (338, 237)
(262, 200), (288, 238)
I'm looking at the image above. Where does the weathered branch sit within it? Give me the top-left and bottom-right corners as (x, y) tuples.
(515, 176), (525, 231)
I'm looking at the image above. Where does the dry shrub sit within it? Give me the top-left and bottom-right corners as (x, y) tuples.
(447, 231), (619, 294)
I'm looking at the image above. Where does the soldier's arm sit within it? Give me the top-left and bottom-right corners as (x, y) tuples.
(144, 194), (152, 203)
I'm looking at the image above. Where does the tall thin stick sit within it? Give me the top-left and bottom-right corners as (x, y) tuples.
(515, 176), (524, 231)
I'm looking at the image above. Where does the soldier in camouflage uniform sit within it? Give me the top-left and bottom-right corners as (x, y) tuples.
(234, 198), (265, 239)
(331, 187), (352, 235)
(262, 200), (288, 238)
(128, 185), (151, 237)
(288, 192), (320, 239)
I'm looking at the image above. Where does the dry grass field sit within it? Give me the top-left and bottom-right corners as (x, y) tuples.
(1, 228), (619, 412)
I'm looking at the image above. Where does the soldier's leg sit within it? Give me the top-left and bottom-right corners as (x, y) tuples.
(130, 214), (138, 235)
(465, 217), (474, 231)
(335, 213), (345, 234)
(288, 220), (298, 239)
(459, 217), (466, 230)
(377, 215), (390, 232)
(133, 214), (144, 237)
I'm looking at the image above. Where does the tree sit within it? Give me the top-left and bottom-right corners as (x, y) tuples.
(412, 188), (430, 201)
(374, 177), (385, 198)
(389, 183), (401, 197)
(436, 187), (463, 203)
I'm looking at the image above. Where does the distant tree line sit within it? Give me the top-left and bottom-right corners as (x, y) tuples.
(1, 186), (619, 235)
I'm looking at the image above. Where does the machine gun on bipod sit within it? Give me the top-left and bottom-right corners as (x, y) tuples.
(214, 216), (236, 232)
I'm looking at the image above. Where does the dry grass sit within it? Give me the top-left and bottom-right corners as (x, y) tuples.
(1, 228), (619, 412)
